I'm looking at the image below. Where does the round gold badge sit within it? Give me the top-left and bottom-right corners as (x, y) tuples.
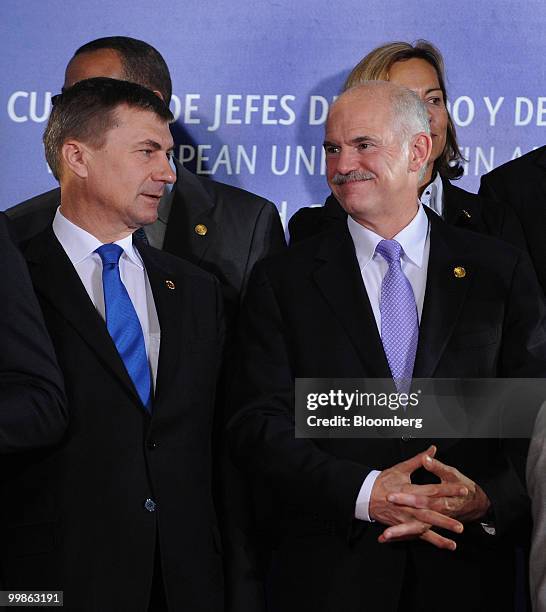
(453, 266), (466, 279)
(194, 224), (208, 236)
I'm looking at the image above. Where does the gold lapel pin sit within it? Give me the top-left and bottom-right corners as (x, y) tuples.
(194, 224), (208, 236)
(453, 266), (466, 279)
(165, 280), (176, 290)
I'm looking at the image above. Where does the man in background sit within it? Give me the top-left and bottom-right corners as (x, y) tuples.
(479, 147), (546, 294)
(0, 212), (66, 453)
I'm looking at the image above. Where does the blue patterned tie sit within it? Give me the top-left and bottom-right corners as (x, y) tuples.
(96, 244), (152, 410)
(375, 239), (419, 392)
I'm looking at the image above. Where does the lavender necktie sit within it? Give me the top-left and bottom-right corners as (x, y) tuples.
(375, 239), (419, 392)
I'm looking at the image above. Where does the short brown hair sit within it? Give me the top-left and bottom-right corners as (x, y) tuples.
(44, 77), (173, 180)
(344, 40), (464, 180)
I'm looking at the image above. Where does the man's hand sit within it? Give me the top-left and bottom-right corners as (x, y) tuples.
(369, 445), (465, 551)
(385, 454), (491, 524)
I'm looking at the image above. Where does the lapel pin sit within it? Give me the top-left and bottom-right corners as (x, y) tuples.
(462, 209), (471, 219)
(194, 224), (208, 236)
(165, 280), (175, 290)
(453, 266), (466, 279)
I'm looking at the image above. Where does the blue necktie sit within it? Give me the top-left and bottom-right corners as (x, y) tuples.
(375, 239), (419, 393)
(96, 243), (152, 410)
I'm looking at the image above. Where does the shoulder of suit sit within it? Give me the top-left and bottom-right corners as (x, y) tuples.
(433, 209), (525, 263)
(484, 144), (546, 182)
(184, 171), (273, 209)
(6, 187), (61, 219)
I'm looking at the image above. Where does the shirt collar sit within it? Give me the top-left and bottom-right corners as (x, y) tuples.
(347, 203), (429, 270)
(53, 207), (144, 269)
(420, 172), (444, 218)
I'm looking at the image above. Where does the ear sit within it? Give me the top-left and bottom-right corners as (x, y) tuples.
(61, 140), (90, 179)
(408, 132), (432, 175)
(152, 89), (165, 102)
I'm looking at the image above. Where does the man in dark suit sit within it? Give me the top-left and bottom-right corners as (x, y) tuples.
(6, 36), (286, 321)
(1, 78), (225, 611)
(228, 82), (546, 612)
(479, 146), (546, 294)
(0, 212), (66, 452)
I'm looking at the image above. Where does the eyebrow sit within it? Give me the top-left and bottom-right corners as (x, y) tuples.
(136, 139), (162, 150)
(135, 139), (174, 153)
(424, 88), (443, 95)
(323, 136), (378, 147)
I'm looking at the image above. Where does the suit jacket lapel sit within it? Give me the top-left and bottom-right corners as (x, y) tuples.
(312, 228), (391, 378)
(413, 209), (472, 378)
(135, 244), (184, 409)
(163, 160), (218, 264)
(442, 178), (486, 232)
(535, 147), (546, 201)
(24, 228), (142, 405)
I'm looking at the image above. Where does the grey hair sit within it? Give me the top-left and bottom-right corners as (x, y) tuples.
(334, 81), (430, 181)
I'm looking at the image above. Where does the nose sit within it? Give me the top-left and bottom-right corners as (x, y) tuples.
(153, 155), (176, 184)
(334, 147), (358, 175)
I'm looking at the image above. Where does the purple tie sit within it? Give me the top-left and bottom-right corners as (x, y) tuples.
(375, 239), (419, 392)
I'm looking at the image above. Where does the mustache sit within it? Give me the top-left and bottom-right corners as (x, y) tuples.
(331, 170), (375, 185)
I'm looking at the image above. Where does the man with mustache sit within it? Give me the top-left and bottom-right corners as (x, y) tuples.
(228, 81), (546, 612)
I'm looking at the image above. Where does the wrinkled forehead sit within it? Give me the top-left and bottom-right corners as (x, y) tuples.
(326, 90), (395, 139)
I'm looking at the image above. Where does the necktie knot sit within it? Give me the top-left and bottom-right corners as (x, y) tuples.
(375, 239), (402, 264)
(96, 243), (124, 267)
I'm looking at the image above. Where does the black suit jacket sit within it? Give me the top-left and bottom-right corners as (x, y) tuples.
(0, 229), (225, 612)
(288, 177), (527, 252)
(0, 213), (66, 453)
(7, 161), (286, 322)
(479, 145), (546, 294)
(228, 209), (546, 612)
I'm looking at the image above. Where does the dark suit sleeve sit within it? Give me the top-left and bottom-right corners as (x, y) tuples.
(0, 213), (67, 452)
(476, 249), (546, 535)
(479, 172), (502, 203)
(227, 262), (370, 526)
(240, 201), (286, 299)
(478, 177), (527, 251)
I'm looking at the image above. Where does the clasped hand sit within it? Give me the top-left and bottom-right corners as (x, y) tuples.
(368, 445), (490, 551)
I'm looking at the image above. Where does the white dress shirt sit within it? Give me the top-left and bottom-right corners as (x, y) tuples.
(347, 204), (431, 521)
(420, 172), (444, 218)
(52, 208), (161, 391)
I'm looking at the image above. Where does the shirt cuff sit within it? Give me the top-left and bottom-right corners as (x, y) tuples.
(355, 470), (381, 521)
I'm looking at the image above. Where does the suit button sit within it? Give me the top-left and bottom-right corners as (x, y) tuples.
(144, 498), (156, 512)
(147, 440), (158, 450)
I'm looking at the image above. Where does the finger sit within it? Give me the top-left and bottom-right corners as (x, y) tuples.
(420, 529), (457, 551)
(388, 492), (466, 510)
(396, 483), (469, 499)
(379, 520), (431, 542)
(398, 445), (437, 474)
(423, 455), (461, 482)
(379, 523), (457, 550)
(412, 508), (464, 533)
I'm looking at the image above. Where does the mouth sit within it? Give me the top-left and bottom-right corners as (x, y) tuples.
(141, 193), (163, 202)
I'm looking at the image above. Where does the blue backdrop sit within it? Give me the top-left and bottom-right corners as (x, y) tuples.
(2, 0), (546, 229)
